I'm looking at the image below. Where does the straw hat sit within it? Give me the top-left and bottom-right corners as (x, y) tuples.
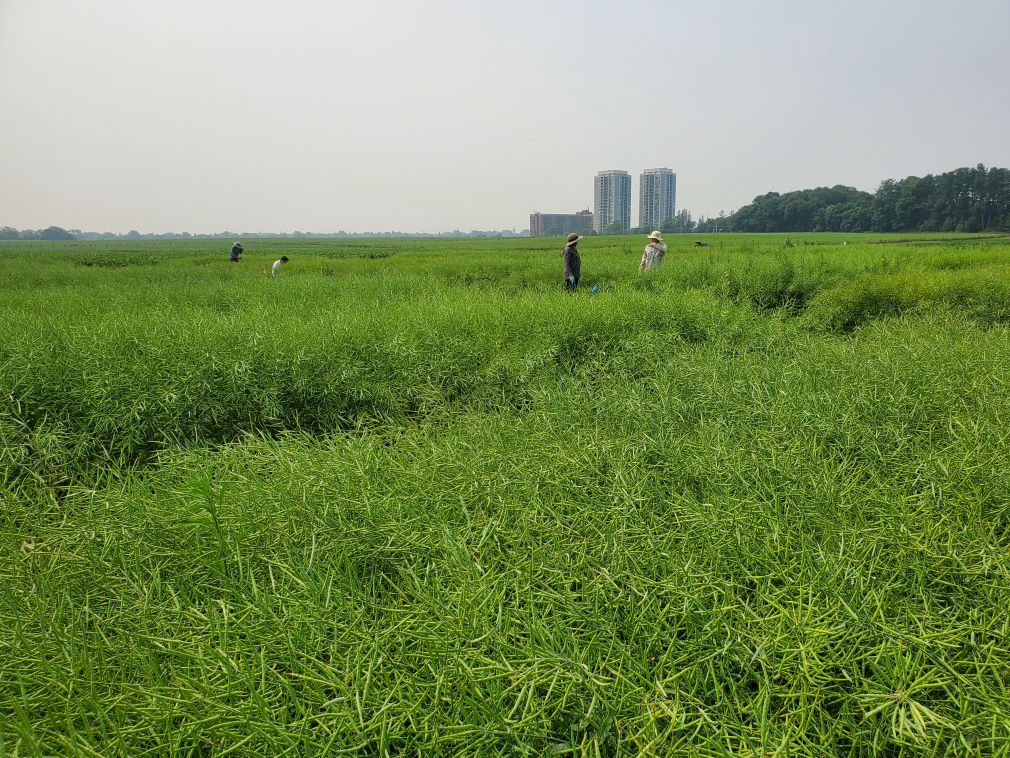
(648, 231), (664, 243)
(566, 233), (582, 245)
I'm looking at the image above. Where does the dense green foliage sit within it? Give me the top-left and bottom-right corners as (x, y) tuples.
(0, 225), (76, 241)
(731, 165), (1010, 233)
(731, 186), (873, 234)
(3, 234), (1010, 754)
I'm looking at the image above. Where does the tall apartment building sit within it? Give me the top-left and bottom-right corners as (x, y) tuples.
(639, 168), (677, 231)
(593, 170), (632, 233)
(529, 210), (593, 238)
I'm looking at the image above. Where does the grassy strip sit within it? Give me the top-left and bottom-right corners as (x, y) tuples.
(4, 314), (1010, 753)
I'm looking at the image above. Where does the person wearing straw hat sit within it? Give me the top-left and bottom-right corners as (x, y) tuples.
(562, 232), (582, 290)
(229, 241), (244, 262)
(640, 230), (667, 273)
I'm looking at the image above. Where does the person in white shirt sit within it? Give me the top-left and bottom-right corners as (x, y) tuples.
(640, 231), (667, 273)
(271, 256), (289, 277)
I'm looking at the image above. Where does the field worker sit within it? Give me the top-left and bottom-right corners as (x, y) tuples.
(271, 255), (289, 277)
(640, 231), (667, 272)
(563, 232), (582, 290)
(229, 241), (244, 262)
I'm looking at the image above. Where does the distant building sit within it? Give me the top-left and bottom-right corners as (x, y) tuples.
(529, 210), (594, 238)
(593, 170), (632, 233)
(639, 168), (677, 231)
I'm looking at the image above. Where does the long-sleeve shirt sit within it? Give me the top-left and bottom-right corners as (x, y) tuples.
(563, 244), (581, 281)
(640, 242), (667, 272)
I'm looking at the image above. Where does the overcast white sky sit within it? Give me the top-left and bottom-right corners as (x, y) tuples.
(2, 0), (1008, 233)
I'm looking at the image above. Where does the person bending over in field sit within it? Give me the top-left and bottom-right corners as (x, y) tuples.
(271, 255), (289, 277)
(563, 232), (582, 291)
(640, 231), (667, 272)
(229, 241), (244, 262)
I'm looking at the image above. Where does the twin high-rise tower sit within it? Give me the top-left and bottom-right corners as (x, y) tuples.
(638, 168), (677, 231)
(531, 167), (677, 237)
(592, 170), (632, 234)
(592, 168), (677, 233)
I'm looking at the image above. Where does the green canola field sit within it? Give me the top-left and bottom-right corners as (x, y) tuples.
(2, 233), (1010, 755)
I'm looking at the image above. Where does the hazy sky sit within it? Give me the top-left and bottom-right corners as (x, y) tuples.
(2, 0), (1008, 233)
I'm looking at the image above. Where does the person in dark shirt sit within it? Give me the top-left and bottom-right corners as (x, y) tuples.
(229, 242), (244, 262)
(562, 233), (581, 290)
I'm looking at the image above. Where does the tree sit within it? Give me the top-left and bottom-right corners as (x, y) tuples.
(38, 226), (75, 240)
(732, 187), (874, 232)
(602, 221), (625, 235)
(0, 226), (19, 240)
(730, 168), (1010, 233)
(662, 209), (694, 233)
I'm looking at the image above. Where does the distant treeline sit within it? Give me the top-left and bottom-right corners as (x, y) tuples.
(731, 165), (1010, 233)
(0, 227), (530, 241)
(9, 164), (1008, 240)
(0, 226), (76, 241)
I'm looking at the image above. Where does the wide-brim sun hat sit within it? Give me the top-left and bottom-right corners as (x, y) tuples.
(648, 231), (664, 242)
(566, 233), (582, 244)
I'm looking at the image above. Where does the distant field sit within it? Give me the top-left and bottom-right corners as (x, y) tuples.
(3, 233), (1010, 755)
